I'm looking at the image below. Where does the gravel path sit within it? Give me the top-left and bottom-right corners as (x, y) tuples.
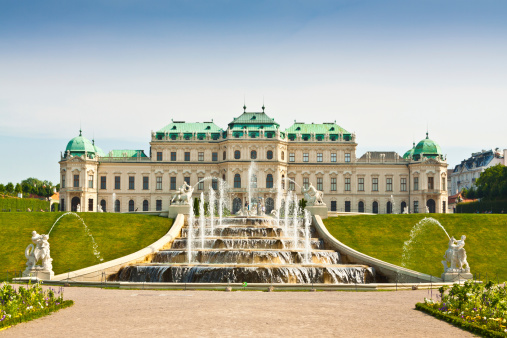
(3, 287), (473, 337)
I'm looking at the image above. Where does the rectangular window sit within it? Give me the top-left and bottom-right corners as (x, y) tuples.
(129, 176), (135, 190)
(414, 201), (419, 213)
(170, 177), (176, 190)
(317, 153), (323, 162)
(212, 178), (218, 190)
(442, 177), (446, 191)
(345, 178), (351, 191)
(289, 153), (295, 162)
(372, 178), (378, 191)
(198, 177), (204, 190)
(400, 178), (407, 192)
(303, 153), (309, 162)
(289, 178), (295, 191)
(185, 152), (190, 161)
(156, 200), (162, 211)
(73, 175), (79, 188)
(303, 177), (309, 189)
(442, 201), (446, 213)
(88, 175), (94, 188)
(212, 152), (218, 162)
(331, 178), (337, 191)
(358, 178), (364, 191)
(157, 152), (162, 161)
(171, 152), (176, 161)
(386, 178), (393, 192)
(156, 177), (162, 190)
(184, 177), (190, 185)
(317, 177), (323, 191)
(331, 153), (337, 162)
(100, 176), (106, 189)
(414, 177), (419, 191)
(143, 176), (149, 190)
(428, 177), (434, 190)
(345, 153), (351, 162)
(198, 152), (204, 161)
(345, 201), (351, 212)
(331, 201), (337, 211)
(61, 199), (65, 211)
(62, 175), (66, 188)
(115, 176), (120, 190)
(88, 198), (93, 212)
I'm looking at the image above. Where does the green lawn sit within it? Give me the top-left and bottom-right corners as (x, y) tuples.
(0, 212), (173, 277)
(323, 214), (507, 282)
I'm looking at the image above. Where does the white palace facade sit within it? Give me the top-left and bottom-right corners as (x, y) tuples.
(59, 108), (449, 214)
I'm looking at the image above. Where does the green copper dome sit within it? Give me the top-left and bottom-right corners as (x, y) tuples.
(412, 133), (443, 160)
(403, 142), (416, 159)
(65, 130), (96, 157)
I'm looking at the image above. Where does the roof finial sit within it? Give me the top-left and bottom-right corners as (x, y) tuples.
(243, 104), (246, 112)
(426, 132), (429, 139)
(79, 128), (82, 136)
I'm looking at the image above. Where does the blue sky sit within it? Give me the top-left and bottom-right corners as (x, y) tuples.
(1, 0), (507, 184)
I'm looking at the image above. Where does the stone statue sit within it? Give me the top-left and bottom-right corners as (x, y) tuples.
(442, 235), (470, 273)
(98, 205), (103, 212)
(171, 181), (194, 205)
(23, 231), (54, 278)
(301, 183), (324, 206)
(76, 204), (81, 212)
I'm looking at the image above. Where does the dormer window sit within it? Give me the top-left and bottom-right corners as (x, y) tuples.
(172, 126), (177, 130)
(296, 127), (301, 131)
(330, 127), (335, 131)
(251, 116), (256, 120)
(206, 126), (211, 130)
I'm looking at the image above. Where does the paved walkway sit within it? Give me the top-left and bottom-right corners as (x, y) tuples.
(3, 287), (473, 337)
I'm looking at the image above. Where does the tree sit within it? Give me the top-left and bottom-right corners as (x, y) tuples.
(14, 183), (22, 194)
(466, 187), (476, 200)
(0, 184), (4, 193)
(5, 182), (14, 193)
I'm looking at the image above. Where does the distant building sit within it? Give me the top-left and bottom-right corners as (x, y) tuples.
(450, 149), (506, 195)
(58, 108), (449, 214)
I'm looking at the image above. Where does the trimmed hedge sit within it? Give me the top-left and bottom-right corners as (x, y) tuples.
(0, 300), (74, 330)
(0, 197), (50, 212)
(457, 200), (507, 214)
(415, 303), (506, 337)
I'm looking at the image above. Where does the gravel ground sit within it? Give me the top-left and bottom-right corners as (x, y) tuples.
(3, 287), (474, 337)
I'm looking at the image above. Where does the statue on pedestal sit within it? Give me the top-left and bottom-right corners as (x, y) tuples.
(302, 183), (325, 206)
(171, 181), (194, 205)
(442, 235), (470, 273)
(23, 231), (54, 278)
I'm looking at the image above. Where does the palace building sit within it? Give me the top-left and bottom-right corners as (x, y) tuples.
(58, 108), (449, 214)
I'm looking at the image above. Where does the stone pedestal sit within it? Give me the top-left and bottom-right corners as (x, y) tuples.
(441, 272), (473, 282)
(168, 204), (191, 219)
(305, 205), (328, 219)
(22, 269), (54, 280)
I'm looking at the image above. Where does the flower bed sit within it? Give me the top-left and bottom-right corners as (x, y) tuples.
(0, 281), (73, 330)
(416, 280), (507, 337)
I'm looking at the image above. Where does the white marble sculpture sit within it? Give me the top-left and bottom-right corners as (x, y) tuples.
(171, 181), (194, 205)
(442, 235), (470, 273)
(302, 183), (325, 206)
(98, 205), (103, 212)
(76, 204), (81, 212)
(23, 231), (54, 278)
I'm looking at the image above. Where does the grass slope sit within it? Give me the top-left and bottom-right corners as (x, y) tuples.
(323, 214), (507, 281)
(0, 213), (173, 276)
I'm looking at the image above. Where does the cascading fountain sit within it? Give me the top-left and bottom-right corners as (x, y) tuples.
(115, 163), (374, 284)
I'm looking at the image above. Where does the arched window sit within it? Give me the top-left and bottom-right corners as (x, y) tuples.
(234, 150), (240, 159)
(100, 199), (106, 212)
(387, 201), (392, 214)
(129, 200), (135, 212)
(266, 174), (273, 188)
(234, 174), (241, 188)
(267, 150), (273, 160)
(281, 175), (285, 190)
(232, 197), (242, 214)
(401, 201), (407, 213)
(281, 151), (284, 160)
(358, 201), (364, 213)
(223, 151), (226, 160)
(143, 200), (149, 211)
(372, 201), (378, 214)
(427, 199), (436, 213)
(71, 197), (80, 212)
(115, 199), (120, 213)
(251, 150), (257, 159)
(265, 198), (274, 214)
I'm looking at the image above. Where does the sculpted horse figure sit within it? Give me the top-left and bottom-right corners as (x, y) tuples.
(301, 183), (324, 206)
(171, 181), (194, 205)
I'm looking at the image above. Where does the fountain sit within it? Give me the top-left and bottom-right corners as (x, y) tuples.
(113, 163), (374, 284)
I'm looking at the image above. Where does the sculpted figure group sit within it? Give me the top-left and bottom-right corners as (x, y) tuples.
(302, 183), (325, 206)
(24, 231), (53, 273)
(171, 181), (194, 205)
(442, 235), (470, 273)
